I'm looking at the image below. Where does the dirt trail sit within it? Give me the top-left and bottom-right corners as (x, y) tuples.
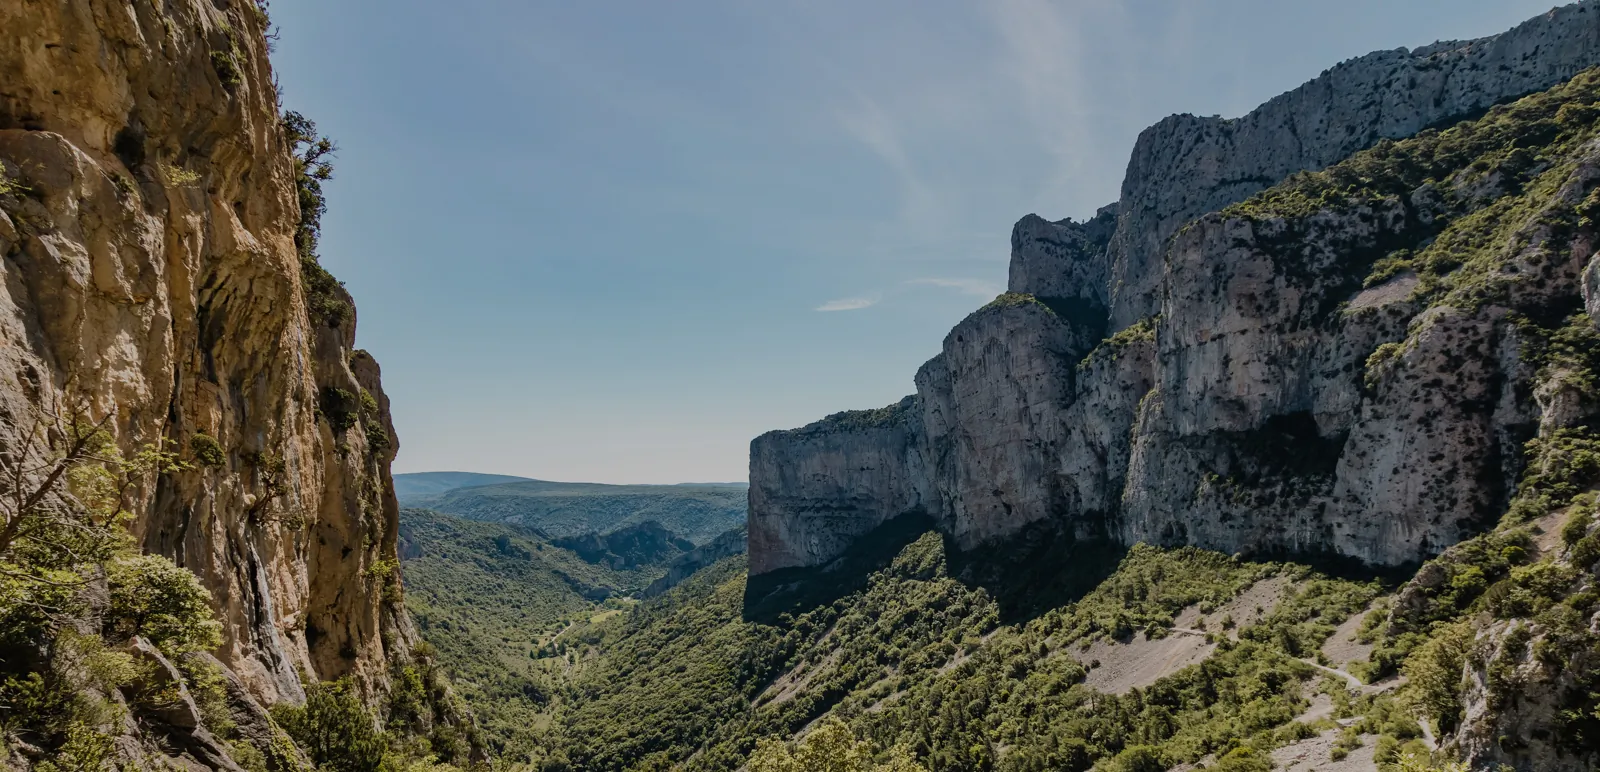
(1301, 658), (1363, 690)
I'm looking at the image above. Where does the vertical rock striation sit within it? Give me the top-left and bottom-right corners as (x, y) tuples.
(0, 0), (412, 709)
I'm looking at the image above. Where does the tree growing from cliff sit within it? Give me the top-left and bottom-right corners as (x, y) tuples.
(0, 404), (191, 642)
(282, 109), (351, 326)
(0, 402), (229, 768)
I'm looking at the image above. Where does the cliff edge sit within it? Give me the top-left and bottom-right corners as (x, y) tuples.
(0, 1), (467, 768)
(750, 2), (1600, 574)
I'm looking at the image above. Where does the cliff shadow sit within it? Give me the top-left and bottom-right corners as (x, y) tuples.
(742, 513), (937, 624)
(742, 515), (1128, 626)
(947, 521), (1127, 625)
(1238, 543), (1417, 586)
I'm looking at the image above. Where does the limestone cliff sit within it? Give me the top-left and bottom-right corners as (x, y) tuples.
(748, 2), (1600, 573)
(1107, 0), (1600, 329)
(0, 0), (434, 760)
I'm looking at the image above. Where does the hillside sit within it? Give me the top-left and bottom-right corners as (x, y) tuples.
(395, 472), (537, 500)
(513, 487), (1596, 771)
(408, 479), (747, 545)
(526, 538), (1375, 771)
(397, 508), (663, 759)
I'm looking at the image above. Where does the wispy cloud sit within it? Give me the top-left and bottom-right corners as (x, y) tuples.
(906, 277), (1003, 298)
(815, 294), (882, 312)
(835, 96), (939, 230)
(984, 0), (1127, 206)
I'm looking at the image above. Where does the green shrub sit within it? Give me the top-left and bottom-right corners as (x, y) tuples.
(33, 720), (117, 772)
(190, 433), (226, 467)
(1400, 623), (1471, 731)
(1213, 746), (1272, 772)
(211, 50), (242, 86)
(359, 390), (392, 453)
(1104, 745), (1166, 772)
(0, 166), (30, 197)
(1080, 316), (1158, 369)
(1562, 505), (1593, 546)
(1364, 343), (1405, 391)
(320, 387), (359, 433)
(105, 554), (223, 655)
(161, 163), (202, 187)
(272, 678), (387, 772)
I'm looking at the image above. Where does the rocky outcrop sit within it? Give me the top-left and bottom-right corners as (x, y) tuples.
(0, 0), (408, 716)
(749, 398), (933, 574)
(748, 3), (1600, 576)
(916, 296), (1104, 547)
(1008, 205), (1117, 306)
(1107, 0), (1600, 328)
(750, 295), (1110, 571)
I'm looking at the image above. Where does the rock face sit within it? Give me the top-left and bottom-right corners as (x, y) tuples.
(748, 2), (1600, 575)
(0, 0), (409, 710)
(1007, 205), (1117, 306)
(749, 398), (934, 574)
(1107, 0), (1600, 328)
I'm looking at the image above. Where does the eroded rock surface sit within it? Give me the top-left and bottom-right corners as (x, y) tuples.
(1108, 0), (1600, 328)
(749, 2), (1600, 575)
(0, 0), (410, 709)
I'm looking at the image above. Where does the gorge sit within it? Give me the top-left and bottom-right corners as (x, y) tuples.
(7, 2), (1600, 771)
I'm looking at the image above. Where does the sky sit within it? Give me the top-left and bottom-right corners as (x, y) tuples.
(266, 0), (1561, 484)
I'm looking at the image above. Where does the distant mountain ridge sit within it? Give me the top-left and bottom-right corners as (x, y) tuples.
(393, 471), (537, 499)
(397, 473), (748, 546)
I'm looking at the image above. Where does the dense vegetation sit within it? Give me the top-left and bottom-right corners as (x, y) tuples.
(0, 412), (471, 771)
(397, 509), (667, 760)
(492, 535), (1411, 772)
(403, 480), (746, 545)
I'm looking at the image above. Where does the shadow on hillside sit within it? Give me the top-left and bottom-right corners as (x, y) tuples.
(738, 510), (1426, 627)
(948, 521), (1128, 624)
(1239, 543), (1418, 586)
(742, 514), (938, 624)
(741, 515), (1130, 626)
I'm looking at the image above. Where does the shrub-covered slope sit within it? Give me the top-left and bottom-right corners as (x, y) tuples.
(397, 509), (665, 760)
(519, 536), (1379, 772)
(510, 502), (1596, 771)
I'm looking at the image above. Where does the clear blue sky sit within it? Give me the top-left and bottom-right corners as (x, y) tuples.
(267, 0), (1559, 484)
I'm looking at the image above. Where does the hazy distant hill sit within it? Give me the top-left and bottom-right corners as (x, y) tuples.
(394, 471), (535, 499)
(401, 477), (748, 545)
